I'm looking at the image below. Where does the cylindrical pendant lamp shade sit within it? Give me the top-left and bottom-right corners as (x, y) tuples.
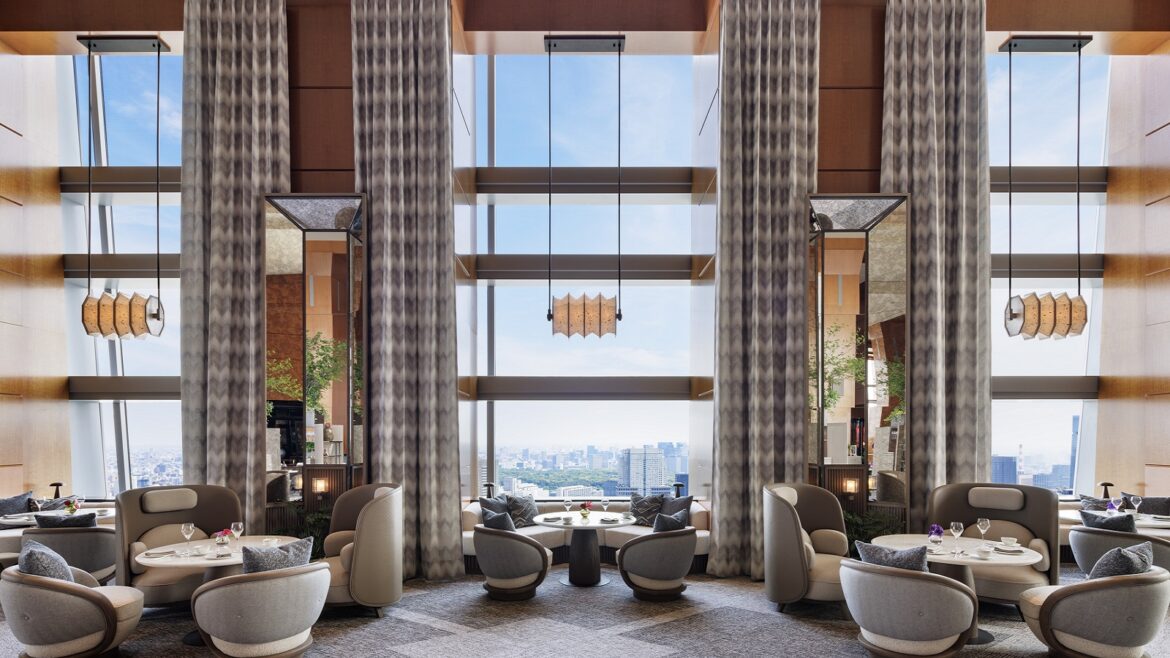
(113, 292), (132, 337)
(1037, 293), (1055, 339)
(1021, 293), (1040, 339)
(97, 292), (117, 339)
(552, 293), (617, 337)
(1053, 292), (1071, 338)
(1069, 295), (1088, 336)
(130, 292), (150, 337)
(81, 294), (102, 337)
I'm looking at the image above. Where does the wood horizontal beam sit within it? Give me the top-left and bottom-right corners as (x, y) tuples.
(990, 254), (1104, 279)
(474, 166), (695, 201)
(68, 376), (180, 400)
(59, 166), (181, 205)
(472, 254), (702, 281)
(990, 376), (1099, 400)
(987, 0), (1170, 33)
(63, 254), (181, 279)
(990, 166), (1107, 194)
(470, 376), (711, 401)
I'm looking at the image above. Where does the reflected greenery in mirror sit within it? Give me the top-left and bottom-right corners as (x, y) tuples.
(304, 332), (348, 423)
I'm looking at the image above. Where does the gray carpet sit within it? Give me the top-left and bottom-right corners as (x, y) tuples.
(1, 566), (1167, 656)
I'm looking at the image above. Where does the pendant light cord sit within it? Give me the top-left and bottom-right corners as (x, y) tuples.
(1007, 45), (1013, 299)
(616, 45), (622, 320)
(1075, 42), (1082, 297)
(155, 41), (162, 299)
(546, 46), (553, 321)
(86, 42), (94, 295)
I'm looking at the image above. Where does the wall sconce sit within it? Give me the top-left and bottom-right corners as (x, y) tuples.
(312, 478), (328, 495)
(843, 478), (859, 495)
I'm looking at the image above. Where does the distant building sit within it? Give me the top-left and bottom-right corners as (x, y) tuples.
(619, 446), (668, 495)
(991, 455), (1018, 485)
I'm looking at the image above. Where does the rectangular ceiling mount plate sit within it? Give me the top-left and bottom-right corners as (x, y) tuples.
(545, 35), (626, 53)
(998, 35), (1092, 53)
(77, 35), (171, 54)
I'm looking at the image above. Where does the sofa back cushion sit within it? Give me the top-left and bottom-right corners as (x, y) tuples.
(35, 513), (97, 529)
(652, 510), (688, 532)
(141, 487), (198, 513)
(482, 508), (516, 531)
(1090, 541), (1154, 579)
(630, 494), (666, 526)
(855, 541), (928, 572)
(1080, 510), (1137, 533)
(968, 487), (1025, 511)
(242, 537), (313, 574)
(18, 540), (74, 582)
(1122, 492), (1170, 516)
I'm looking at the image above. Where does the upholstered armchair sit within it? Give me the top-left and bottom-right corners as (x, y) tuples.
(1069, 526), (1170, 574)
(617, 527), (696, 601)
(22, 527), (117, 584)
(472, 525), (551, 600)
(840, 559), (977, 658)
(926, 483), (1058, 604)
(320, 483), (403, 612)
(115, 485), (242, 606)
(1020, 566), (1170, 658)
(0, 565), (144, 658)
(191, 563), (331, 658)
(763, 483), (851, 616)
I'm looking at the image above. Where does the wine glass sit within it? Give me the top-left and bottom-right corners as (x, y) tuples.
(928, 534), (943, 552)
(230, 521), (244, 552)
(601, 497), (611, 513)
(563, 497), (572, 513)
(1111, 496), (1124, 514)
(976, 517), (991, 545)
(180, 522), (196, 556)
(30, 496), (45, 513)
(1131, 495), (1144, 518)
(950, 522), (964, 555)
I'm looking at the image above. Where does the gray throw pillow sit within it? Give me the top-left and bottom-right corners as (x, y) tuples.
(630, 494), (666, 527)
(35, 513), (97, 529)
(241, 537), (313, 574)
(36, 496), (78, 512)
(1079, 510), (1136, 533)
(855, 541), (929, 572)
(1079, 494), (1110, 512)
(652, 510), (687, 532)
(482, 508), (516, 531)
(1122, 492), (1170, 516)
(660, 495), (692, 526)
(478, 493), (509, 517)
(1089, 541), (1154, 579)
(18, 540), (74, 582)
(505, 494), (539, 529)
(0, 491), (32, 516)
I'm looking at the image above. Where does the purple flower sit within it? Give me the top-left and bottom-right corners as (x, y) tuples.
(1106, 501), (1117, 511)
(928, 523), (944, 538)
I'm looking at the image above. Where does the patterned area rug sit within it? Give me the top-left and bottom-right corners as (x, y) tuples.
(1, 566), (1167, 656)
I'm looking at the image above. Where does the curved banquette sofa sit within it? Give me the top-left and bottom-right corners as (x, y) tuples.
(461, 499), (710, 574)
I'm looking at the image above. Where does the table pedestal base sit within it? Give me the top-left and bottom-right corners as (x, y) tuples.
(182, 629), (205, 646)
(559, 574), (610, 587)
(567, 528), (602, 586)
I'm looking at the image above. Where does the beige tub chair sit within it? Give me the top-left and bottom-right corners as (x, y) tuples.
(617, 527), (697, 601)
(0, 565), (143, 658)
(1069, 526), (1170, 574)
(320, 483), (403, 613)
(472, 525), (551, 600)
(763, 483), (851, 617)
(21, 527), (117, 584)
(192, 562), (331, 658)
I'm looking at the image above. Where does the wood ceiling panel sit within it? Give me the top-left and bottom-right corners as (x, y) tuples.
(819, 88), (883, 172)
(462, 0), (707, 32)
(290, 88), (355, 172)
(820, 1), (884, 89)
(288, 3), (352, 89)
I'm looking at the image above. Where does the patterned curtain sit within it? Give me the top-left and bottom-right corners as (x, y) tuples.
(881, 0), (991, 531)
(180, 0), (290, 534)
(709, 0), (820, 579)
(351, 0), (464, 580)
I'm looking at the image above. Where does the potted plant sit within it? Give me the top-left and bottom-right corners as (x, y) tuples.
(579, 500), (593, 520)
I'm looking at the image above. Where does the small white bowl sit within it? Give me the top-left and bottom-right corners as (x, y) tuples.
(1000, 537), (1019, 547)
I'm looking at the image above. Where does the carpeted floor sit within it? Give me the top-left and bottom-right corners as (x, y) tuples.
(2, 565), (1168, 657)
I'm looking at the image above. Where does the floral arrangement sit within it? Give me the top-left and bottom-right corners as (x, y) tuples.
(212, 528), (232, 544)
(928, 523), (944, 538)
(63, 499), (81, 515)
(579, 501), (593, 517)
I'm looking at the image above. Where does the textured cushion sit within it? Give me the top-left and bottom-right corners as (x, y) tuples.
(1122, 492), (1170, 516)
(505, 494), (539, 529)
(478, 493), (509, 517)
(1018, 584), (1060, 621)
(18, 539), (74, 582)
(1080, 494), (1111, 512)
(660, 496), (692, 525)
(0, 491), (32, 515)
(241, 537), (313, 574)
(969, 563), (1048, 601)
(36, 496), (78, 512)
(482, 508), (516, 531)
(810, 529), (849, 556)
(855, 541), (928, 572)
(630, 494), (666, 527)
(35, 513), (97, 529)
(807, 553), (845, 601)
(968, 486), (1025, 511)
(1089, 542), (1154, 579)
(652, 510), (687, 532)
(1080, 510), (1137, 533)
(141, 488), (198, 513)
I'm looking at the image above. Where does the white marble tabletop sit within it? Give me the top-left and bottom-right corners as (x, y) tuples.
(134, 535), (297, 569)
(874, 533), (1042, 568)
(533, 511), (637, 531)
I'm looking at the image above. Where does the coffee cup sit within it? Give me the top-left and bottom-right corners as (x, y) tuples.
(976, 545), (993, 558)
(1000, 537), (1018, 547)
(263, 538), (280, 547)
(562, 517), (573, 525)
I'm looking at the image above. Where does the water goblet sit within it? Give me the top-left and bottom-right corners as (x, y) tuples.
(180, 522), (196, 556)
(928, 534), (943, 552)
(601, 497), (610, 513)
(563, 497), (572, 513)
(1131, 496), (1144, 518)
(976, 517), (991, 545)
(1111, 496), (1124, 515)
(31, 497), (45, 513)
(950, 522), (964, 555)
(230, 521), (244, 552)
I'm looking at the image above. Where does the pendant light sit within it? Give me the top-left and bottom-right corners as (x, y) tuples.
(77, 35), (168, 340)
(545, 36), (625, 338)
(1000, 36), (1091, 340)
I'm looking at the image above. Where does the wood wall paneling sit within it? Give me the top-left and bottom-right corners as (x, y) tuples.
(287, 4), (352, 88)
(986, 0), (1170, 33)
(820, 1), (884, 89)
(818, 88), (883, 172)
(818, 0), (883, 194)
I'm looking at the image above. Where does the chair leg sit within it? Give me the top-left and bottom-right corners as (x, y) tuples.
(1014, 604), (1025, 623)
(778, 603), (787, 614)
(374, 607), (385, 618)
(839, 601), (853, 622)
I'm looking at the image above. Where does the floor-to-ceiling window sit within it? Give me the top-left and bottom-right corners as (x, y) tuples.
(986, 52), (1108, 495)
(457, 52), (715, 500)
(64, 49), (183, 498)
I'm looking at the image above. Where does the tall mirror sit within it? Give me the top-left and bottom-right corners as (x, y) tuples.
(808, 195), (909, 532)
(263, 194), (366, 509)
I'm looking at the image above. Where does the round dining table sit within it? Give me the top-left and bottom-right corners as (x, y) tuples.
(873, 533), (1043, 645)
(534, 512), (635, 587)
(1059, 508), (1170, 529)
(134, 534), (297, 645)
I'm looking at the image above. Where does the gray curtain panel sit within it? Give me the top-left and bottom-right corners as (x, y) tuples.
(881, 0), (991, 531)
(709, 0), (820, 579)
(181, 0), (290, 534)
(351, 0), (464, 580)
